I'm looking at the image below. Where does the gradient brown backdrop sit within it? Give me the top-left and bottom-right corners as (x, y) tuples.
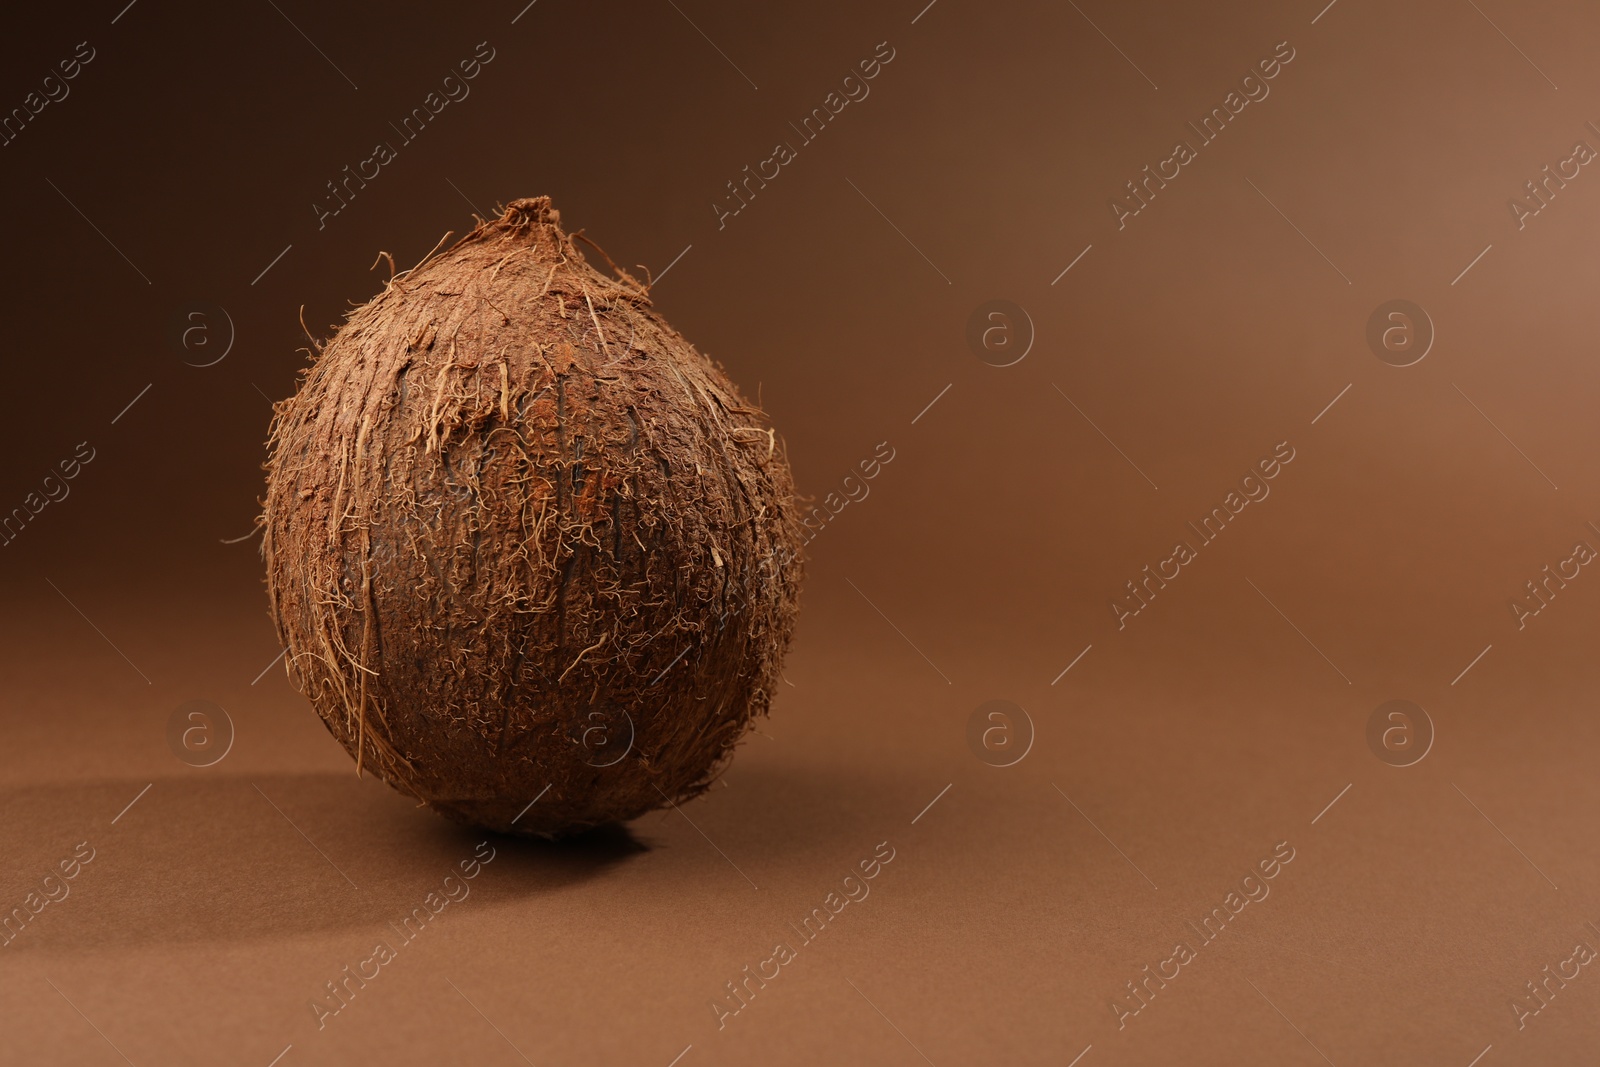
(4, 0), (1600, 1063)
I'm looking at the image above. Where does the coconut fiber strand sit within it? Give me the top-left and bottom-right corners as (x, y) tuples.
(262, 197), (805, 837)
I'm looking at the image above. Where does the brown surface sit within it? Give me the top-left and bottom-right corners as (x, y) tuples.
(4, 0), (1600, 1063)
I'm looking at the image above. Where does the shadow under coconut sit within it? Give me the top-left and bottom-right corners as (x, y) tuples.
(0, 773), (645, 952)
(622, 757), (919, 886)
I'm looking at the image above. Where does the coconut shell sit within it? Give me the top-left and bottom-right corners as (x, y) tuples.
(262, 196), (804, 838)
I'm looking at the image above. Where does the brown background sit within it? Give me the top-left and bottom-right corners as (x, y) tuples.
(4, 0), (1600, 1063)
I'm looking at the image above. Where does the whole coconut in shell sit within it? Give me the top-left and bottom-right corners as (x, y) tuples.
(262, 196), (804, 838)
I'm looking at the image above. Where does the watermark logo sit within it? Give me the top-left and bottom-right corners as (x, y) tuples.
(170, 302), (234, 367)
(966, 300), (1033, 367)
(966, 699), (1034, 767)
(1365, 299), (1433, 367)
(572, 704), (634, 767)
(1366, 699), (1433, 767)
(167, 699), (235, 767)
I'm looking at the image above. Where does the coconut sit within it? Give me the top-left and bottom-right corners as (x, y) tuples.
(262, 197), (804, 838)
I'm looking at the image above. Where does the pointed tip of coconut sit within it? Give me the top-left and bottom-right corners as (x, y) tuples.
(475, 196), (581, 263)
(482, 195), (654, 301)
(500, 196), (561, 230)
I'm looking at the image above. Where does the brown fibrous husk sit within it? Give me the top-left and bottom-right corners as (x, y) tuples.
(261, 196), (805, 838)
